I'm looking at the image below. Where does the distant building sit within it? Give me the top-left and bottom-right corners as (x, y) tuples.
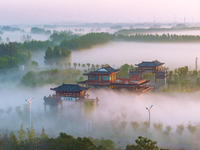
(135, 60), (167, 85)
(79, 65), (120, 89)
(43, 84), (99, 113)
(135, 60), (165, 73)
(79, 65), (151, 93)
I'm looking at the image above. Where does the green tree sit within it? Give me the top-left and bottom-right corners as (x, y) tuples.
(6, 37), (9, 42)
(192, 70), (198, 77)
(176, 124), (184, 136)
(153, 122), (163, 132)
(30, 60), (39, 69)
(91, 64), (95, 71)
(18, 124), (26, 141)
(9, 131), (19, 150)
(125, 136), (159, 150)
(86, 63), (90, 70)
(82, 63), (86, 69)
(61, 46), (71, 57)
(40, 126), (48, 139)
(117, 63), (130, 78)
(44, 47), (53, 61)
(53, 46), (61, 58)
(177, 66), (188, 78)
(120, 121), (127, 132)
(187, 123), (197, 135)
(96, 64), (100, 69)
(68, 62), (71, 68)
(163, 125), (172, 136)
(73, 62), (77, 69)
(27, 125), (36, 142)
(130, 121), (140, 131)
(20, 71), (37, 87)
(94, 138), (115, 150)
(79, 76), (84, 82)
(5, 107), (12, 116)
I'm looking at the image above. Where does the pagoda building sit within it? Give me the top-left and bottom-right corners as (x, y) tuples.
(43, 84), (99, 113)
(135, 60), (167, 84)
(79, 65), (151, 93)
(79, 65), (121, 89)
(135, 60), (165, 73)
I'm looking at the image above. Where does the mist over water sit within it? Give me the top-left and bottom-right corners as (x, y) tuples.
(71, 41), (200, 70)
(2, 27), (200, 149)
(1, 85), (200, 149)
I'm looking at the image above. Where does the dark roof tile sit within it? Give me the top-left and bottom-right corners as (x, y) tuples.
(136, 60), (164, 67)
(50, 84), (90, 92)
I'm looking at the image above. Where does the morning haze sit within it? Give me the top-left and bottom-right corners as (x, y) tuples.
(1, 0), (200, 25)
(1, 0), (200, 149)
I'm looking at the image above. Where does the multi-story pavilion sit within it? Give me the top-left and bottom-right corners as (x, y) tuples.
(135, 60), (165, 73)
(44, 84), (99, 113)
(79, 65), (151, 92)
(79, 65), (121, 89)
(135, 60), (167, 84)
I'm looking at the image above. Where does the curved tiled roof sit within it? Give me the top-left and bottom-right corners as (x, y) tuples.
(50, 84), (91, 92)
(135, 60), (164, 67)
(84, 65), (121, 75)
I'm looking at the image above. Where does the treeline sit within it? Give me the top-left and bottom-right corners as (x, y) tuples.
(15, 32), (79, 51)
(0, 125), (164, 150)
(0, 26), (23, 32)
(0, 43), (30, 69)
(16, 40), (54, 51)
(60, 32), (113, 50)
(20, 68), (82, 87)
(44, 46), (71, 63)
(49, 31), (79, 43)
(31, 27), (51, 35)
(116, 26), (200, 35)
(115, 33), (200, 42)
(162, 66), (200, 92)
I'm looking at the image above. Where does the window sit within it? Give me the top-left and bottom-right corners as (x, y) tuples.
(89, 76), (95, 80)
(103, 76), (109, 80)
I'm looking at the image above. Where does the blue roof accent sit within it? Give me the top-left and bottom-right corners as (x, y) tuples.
(84, 65), (121, 75)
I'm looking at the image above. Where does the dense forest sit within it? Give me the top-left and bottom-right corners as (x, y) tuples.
(116, 26), (200, 35)
(49, 31), (79, 43)
(0, 125), (164, 150)
(31, 27), (51, 35)
(20, 68), (82, 87)
(44, 46), (71, 64)
(0, 43), (30, 69)
(60, 32), (113, 50)
(114, 33), (200, 43)
(0, 26), (23, 32)
(16, 40), (55, 51)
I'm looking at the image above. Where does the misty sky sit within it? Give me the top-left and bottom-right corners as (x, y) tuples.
(1, 0), (200, 25)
